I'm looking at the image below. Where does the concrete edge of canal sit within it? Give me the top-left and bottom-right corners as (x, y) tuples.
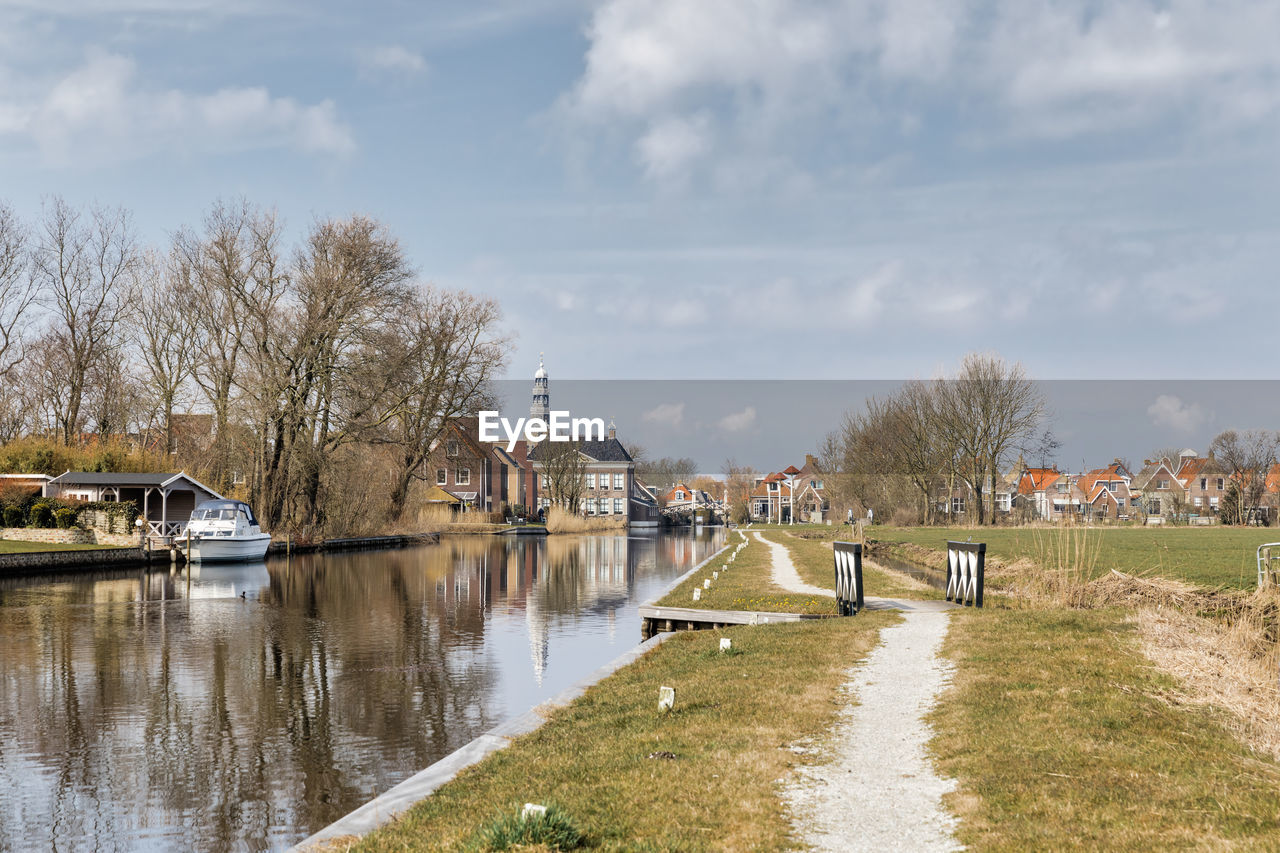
(291, 534), (734, 852)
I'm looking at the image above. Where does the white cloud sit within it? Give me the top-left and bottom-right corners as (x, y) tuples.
(719, 405), (756, 432)
(2, 50), (355, 163)
(643, 402), (685, 427)
(1147, 394), (1209, 433)
(359, 45), (428, 76)
(560, 0), (1280, 184)
(660, 297), (704, 327)
(636, 113), (711, 182)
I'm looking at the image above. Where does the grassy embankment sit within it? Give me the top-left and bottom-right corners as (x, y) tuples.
(351, 613), (897, 852)
(872, 525), (1277, 589)
(851, 525), (1280, 848)
(0, 540), (123, 554)
(934, 605), (1280, 849)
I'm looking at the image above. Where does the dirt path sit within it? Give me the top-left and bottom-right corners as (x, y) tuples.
(784, 611), (959, 851)
(753, 531), (830, 596)
(748, 530), (960, 850)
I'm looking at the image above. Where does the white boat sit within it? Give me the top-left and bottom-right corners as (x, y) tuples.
(181, 500), (272, 563)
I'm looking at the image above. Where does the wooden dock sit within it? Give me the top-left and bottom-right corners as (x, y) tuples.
(638, 604), (832, 639)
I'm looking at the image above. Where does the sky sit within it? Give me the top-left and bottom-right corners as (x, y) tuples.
(3, 0), (1280, 455)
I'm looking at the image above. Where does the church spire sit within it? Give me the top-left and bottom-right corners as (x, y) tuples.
(530, 353), (549, 421)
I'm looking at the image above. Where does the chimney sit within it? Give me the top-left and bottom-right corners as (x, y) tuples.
(608, 418), (616, 440)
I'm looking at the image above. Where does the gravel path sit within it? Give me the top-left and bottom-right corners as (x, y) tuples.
(753, 531), (831, 596)
(783, 610), (960, 852)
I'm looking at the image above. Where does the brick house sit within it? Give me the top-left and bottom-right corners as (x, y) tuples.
(1130, 457), (1184, 520)
(1177, 452), (1229, 517)
(423, 417), (510, 513)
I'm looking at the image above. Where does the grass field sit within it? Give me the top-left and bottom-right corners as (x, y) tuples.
(0, 540), (121, 554)
(354, 614), (897, 852)
(932, 604), (1280, 849)
(870, 525), (1278, 589)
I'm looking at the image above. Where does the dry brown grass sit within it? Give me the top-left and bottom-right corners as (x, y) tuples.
(544, 506), (627, 534)
(1137, 590), (1280, 762)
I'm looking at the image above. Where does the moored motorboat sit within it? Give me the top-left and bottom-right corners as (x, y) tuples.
(181, 500), (272, 563)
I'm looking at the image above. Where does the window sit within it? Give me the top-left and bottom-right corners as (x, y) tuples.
(614, 498), (624, 514)
(446, 440), (459, 457)
(1056, 482), (1066, 493)
(951, 497), (965, 514)
(586, 473), (596, 490)
(1158, 479), (1170, 490)
(816, 480), (823, 489)
(1200, 478), (1207, 491)
(1216, 478), (1225, 491)
(1210, 496), (1220, 508)
(436, 468), (447, 485)
(676, 490), (685, 500)
(1194, 497), (1202, 507)
(1149, 498), (1162, 515)
(614, 473), (624, 490)
(769, 482), (778, 492)
(586, 498), (597, 514)
(456, 467), (470, 486)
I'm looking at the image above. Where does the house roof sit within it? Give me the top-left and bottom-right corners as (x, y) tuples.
(528, 437), (633, 464)
(1077, 463), (1131, 498)
(48, 471), (222, 497)
(783, 465), (801, 475)
(1018, 467), (1061, 495)
(1131, 459), (1179, 491)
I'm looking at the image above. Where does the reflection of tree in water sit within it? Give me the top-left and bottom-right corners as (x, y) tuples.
(0, 530), (726, 851)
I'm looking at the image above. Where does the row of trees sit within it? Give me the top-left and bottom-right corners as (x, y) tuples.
(822, 353), (1053, 526)
(0, 197), (509, 534)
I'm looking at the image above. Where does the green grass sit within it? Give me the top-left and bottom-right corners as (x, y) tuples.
(871, 525), (1277, 589)
(0, 539), (122, 553)
(355, 614), (898, 852)
(932, 605), (1280, 850)
(656, 532), (833, 614)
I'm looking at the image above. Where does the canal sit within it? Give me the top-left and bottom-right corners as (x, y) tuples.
(0, 528), (725, 852)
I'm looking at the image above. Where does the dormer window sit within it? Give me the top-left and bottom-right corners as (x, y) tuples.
(447, 440), (459, 457)
(1158, 479), (1170, 490)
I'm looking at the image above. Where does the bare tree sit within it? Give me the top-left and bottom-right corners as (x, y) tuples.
(180, 199), (271, 489)
(29, 197), (139, 445)
(536, 439), (589, 512)
(721, 458), (758, 522)
(933, 353), (1045, 525)
(381, 287), (509, 519)
(132, 249), (198, 454)
(1209, 429), (1279, 525)
(0, 202), (36, 383)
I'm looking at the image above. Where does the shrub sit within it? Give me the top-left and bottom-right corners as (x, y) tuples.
(28, 501), (54, 528)
(474, 804), (584, 851)
(2, 505), (21, 528)
(54, 507), (77, 529)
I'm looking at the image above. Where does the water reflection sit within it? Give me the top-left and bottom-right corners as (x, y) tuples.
(0, 528), (724, 852)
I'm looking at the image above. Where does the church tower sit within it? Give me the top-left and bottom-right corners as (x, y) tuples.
(530, 353), (549, 421)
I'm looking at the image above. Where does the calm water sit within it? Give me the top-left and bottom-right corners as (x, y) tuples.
(0, 528), (725, 852)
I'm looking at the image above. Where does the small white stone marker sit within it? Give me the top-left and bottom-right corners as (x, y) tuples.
(712, 571), (718, 579)
(693, 588), (701, 601)
(658, 685), (676, 713)
(523, 803), (547, 820)
(703, 578), (711, 589)
(720, 638), (732, 652)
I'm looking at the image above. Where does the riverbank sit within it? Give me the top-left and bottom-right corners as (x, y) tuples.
(340, 524), (1280, 851)
(0, 531), (442, 576)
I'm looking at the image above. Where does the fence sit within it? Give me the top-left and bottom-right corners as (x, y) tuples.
(833, 541), (864, 615)
(946, 540), (985, 608)
(1258, 543), (1280, 588)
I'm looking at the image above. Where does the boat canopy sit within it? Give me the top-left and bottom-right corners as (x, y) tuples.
(191, 499), (260, 526)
